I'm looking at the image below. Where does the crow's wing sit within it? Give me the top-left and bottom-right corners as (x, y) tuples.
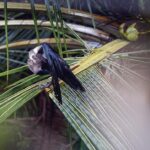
(42, 43), (85, 92)
(42, 44), (62, 104)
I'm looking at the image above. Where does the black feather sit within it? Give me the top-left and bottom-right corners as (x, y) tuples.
(42, 44), (62, 104)
(42, 43), (85, 91)
(52, 75), (62, 104)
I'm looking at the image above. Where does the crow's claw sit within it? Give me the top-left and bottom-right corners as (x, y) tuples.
(38, 82), (52, 89)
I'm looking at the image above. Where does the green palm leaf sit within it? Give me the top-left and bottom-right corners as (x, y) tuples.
(1, 1), (150, 150)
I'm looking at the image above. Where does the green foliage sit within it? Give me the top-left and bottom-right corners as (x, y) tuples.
(0, 123), (20, 150)
(0, 1), (121, 150)
(29, 0), (40, 44)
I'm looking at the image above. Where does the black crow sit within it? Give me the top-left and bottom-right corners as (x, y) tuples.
(27, 43), (85, 104)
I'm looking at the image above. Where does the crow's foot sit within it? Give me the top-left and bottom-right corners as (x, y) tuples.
(39, 81), (52, 89)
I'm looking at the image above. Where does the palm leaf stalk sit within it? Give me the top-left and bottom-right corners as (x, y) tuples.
(0, 20), (110, 42)
(0, 2), (118, 39)
(0, 2), (115, 27)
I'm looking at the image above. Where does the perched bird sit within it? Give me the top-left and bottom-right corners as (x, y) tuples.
(27, 43), (85, 104)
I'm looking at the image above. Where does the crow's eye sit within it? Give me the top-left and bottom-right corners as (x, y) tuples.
(38, 48), (43, 54)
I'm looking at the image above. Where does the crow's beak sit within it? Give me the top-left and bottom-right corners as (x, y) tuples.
(32, 45), (42, 54)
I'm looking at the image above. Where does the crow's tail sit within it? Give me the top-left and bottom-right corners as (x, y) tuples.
(60, 68), (85, 92)
(52, 76), (62, 104)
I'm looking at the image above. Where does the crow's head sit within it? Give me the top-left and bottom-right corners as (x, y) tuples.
(27, 43), (52, 75)
(27, 45), (45, 74)
(28, 45), (42, 62)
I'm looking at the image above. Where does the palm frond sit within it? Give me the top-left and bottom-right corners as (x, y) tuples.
(0, 39), (129, 150)
(1, 1), (150, 150)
